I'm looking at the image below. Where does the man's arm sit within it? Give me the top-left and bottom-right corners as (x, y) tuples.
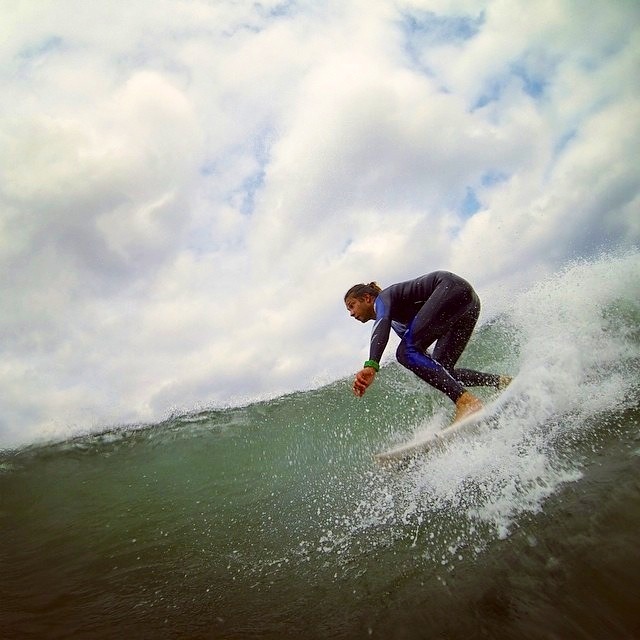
(368, 295), (391, 363)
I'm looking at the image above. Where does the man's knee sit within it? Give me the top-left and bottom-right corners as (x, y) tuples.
(396, 341), (431, 370)
(396, 341), (411, 368)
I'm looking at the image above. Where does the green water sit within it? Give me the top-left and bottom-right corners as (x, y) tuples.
(3, 381), (640, 638)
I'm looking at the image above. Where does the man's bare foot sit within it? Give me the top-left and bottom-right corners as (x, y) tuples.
(498, 375), (512, 391)
(453, 391), (483, 424)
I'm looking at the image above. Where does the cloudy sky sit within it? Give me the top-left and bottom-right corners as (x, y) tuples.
(1, 0), (639, 447)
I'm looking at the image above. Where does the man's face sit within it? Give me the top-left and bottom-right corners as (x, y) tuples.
(345, 294), (376, 323)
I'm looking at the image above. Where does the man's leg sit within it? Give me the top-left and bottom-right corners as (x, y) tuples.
(430, 290), (510, 390)
(396, 276), (492, 422)
(431, 306), (501, 388)
(395, 277), (479, 404)
(396, 340), (465, 402)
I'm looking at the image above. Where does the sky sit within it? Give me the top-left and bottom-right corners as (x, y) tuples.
(1, 0), (639, 447)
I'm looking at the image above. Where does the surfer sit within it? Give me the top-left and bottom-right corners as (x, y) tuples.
(345, 271), (511, 424)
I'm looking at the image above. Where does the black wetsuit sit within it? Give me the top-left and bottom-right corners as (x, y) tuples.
(369, 271), (500, 402)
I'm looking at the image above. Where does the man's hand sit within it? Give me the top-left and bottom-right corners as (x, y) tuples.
(353, 367), (376, 397)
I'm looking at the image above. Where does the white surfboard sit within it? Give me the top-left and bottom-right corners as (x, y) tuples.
(374, 393), (511, 466)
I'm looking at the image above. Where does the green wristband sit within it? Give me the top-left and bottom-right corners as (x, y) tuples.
(364, 360), (380, 372)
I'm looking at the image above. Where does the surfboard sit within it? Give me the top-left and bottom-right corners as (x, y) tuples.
(374, 393), (510, 466)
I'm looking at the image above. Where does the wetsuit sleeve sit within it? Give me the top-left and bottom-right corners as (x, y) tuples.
(369, 296), (391, 364)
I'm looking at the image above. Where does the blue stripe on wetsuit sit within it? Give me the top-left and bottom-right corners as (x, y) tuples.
(402, 322), (443, 372)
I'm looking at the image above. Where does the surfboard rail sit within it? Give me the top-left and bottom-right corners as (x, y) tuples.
(374, 390), (513, 466)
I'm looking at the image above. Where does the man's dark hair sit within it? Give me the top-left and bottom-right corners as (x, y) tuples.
(343, 282), (382, 301)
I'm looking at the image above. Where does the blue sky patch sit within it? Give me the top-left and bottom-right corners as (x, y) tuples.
(460, 187), (481, 217)
(473, 57), (550, 110)
(473, 79), (504, 110)
(553, 128), (577, 157)
(254, 0), (297, 20)
(18, 36), (64, 61)
(511, 62), (547, 99)
(399, 9), (483, 75)
(235, 168), (266, 215)
(481, 171), (509, 187)
(400, 10), (483, 44)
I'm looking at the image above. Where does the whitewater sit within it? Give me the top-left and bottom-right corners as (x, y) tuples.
(2, 252), (639, 639)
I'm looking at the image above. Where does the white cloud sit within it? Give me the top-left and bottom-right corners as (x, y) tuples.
(1, 0), (638, 447)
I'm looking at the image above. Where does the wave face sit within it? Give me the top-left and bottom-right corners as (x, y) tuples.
(2, 252), (640, 639)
